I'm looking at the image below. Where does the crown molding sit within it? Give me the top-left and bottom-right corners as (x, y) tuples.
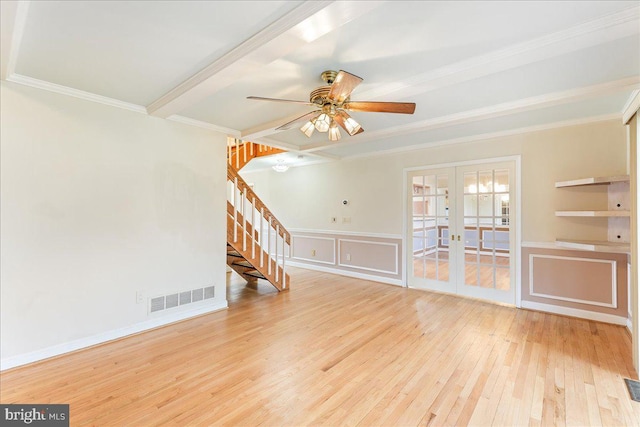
(339, 113), (620, 161)
(167, 115), (240, 137)
(1, 1), (30, 80)
(622, 90), (639, 124)
(4, 75), (256, 136)
(6, 74), (148, 113)
(302, 77), (639, 153)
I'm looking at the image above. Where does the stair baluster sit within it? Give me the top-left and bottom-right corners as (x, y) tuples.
(281, 228), (286, 289)
(233, 177), (239, 243)
(226, 141), (290, 291)
(252, 196), (256, 259)
(235, 139), (240, 170)
(267, 216), (272, 276)
(242, 192), (247, 251)
(260, 207), (265, 268)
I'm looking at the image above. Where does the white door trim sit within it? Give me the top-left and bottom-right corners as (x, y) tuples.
(402, 155), (522, 307)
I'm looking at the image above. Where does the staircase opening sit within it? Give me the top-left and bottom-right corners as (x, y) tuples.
(226, 138), (291, 293)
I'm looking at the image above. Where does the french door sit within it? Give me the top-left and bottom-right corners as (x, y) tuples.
(407, 161), (516, 305)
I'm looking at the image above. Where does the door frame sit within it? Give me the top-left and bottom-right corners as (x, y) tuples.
(402, 155), (522, 307)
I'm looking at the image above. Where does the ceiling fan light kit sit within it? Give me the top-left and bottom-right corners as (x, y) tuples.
(300, 120), (315, 137)
(343, 116), (362, 135)
(314, 113), (331, 132)
(328, 121), (341, 141)
(248, 70), (416, 142)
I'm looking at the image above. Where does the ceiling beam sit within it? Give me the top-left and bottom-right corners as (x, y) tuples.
(1, 1), (30, 80)
(248, 136), (340, 161)
(146, 1), (382, 119)
(300, 77), (640, 153)
(242, 5), (640, 142)
(355, 5), (640, 103)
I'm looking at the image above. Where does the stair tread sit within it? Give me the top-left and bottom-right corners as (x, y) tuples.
(233, 260), (253, 267)
(227, 250), (242, 257)
(244, 270), (266, 279)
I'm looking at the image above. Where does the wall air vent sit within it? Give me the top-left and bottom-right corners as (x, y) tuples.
(179, 291), (192, 305)
(149, 285), (215, 314)
(150, 296), (165, 313)
(166, 293), (179, 309)
(204, 286), (215, 299)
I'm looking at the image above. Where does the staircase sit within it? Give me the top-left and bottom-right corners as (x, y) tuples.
(227, 138), (286, 171)
(226, 138), (290, 291)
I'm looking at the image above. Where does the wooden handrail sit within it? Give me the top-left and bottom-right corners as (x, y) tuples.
(227, 138), (286, 171)
(227, 165), (290, 245)
(226, 138), (290, 291)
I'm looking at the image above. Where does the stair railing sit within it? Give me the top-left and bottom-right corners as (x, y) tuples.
(227, 165), (290, 289)
(227, 137), (286, 171)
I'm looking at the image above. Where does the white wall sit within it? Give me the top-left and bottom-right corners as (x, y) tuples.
(628, 112), (639, 372)
(0, 81), (228, 368)
(243, 120), (627, 242)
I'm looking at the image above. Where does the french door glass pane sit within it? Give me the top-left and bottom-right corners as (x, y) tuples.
(464, 172), (477, 193)
(412, 173), (450, 285)
(410, 163), (514, 304)
(461, 168), (511, 292)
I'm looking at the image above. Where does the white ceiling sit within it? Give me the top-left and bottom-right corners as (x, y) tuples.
(2, 1), (639, 172)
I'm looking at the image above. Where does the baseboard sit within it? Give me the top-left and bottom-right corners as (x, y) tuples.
(0, 300), (228, 371)
(287, 260), (404, 287)
(521, 300), (627, 325)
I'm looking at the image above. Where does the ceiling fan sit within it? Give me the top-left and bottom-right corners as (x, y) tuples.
(247, 70), (416, 141)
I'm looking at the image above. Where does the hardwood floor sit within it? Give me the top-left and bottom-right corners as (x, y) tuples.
(413, 251), (511, 290)
(1, 268), (639, 426)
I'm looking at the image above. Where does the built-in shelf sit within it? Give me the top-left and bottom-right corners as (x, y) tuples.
(555, 210), (630, 217)
(555, 175), (630, 188)
(555, 239), (630, 253)
(555, 173), (630, 253)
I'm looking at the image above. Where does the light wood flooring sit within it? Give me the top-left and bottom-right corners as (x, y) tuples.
(1, 267), (639, 426)
(413, 251), (511, 290)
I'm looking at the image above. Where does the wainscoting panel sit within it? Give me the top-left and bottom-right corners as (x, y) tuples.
(287, 230), (403, 285)
(338, 239), (399, 275)
(521, 246), (629, 322)
(291, 235), (335, 265)
(529, 254), (616, 308)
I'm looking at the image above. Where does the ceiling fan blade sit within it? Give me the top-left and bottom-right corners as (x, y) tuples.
(275, 110), (321, 131)
(344, 101), (416, 114)
(328, 70), (363, 104)
(247, 96), (315, 106)
(334, 110), (364, 136)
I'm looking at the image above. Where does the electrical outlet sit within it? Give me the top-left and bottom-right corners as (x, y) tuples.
(342, 217), (351, 223)
(311, 249), (316, 256)
(136, 291), (144, 304)
(346, 253), (351, 261)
